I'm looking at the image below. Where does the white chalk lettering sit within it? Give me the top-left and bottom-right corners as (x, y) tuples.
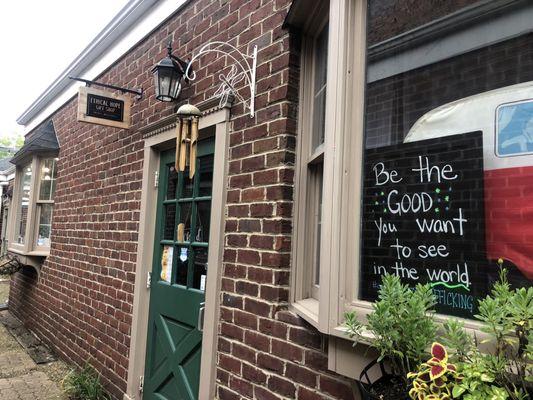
(412, 156), (458, 183)
(373, 162), (403, 186)
(388, 190), (433, 215)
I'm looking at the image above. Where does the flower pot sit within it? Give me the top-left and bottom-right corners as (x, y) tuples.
(356, 359), (409, 400)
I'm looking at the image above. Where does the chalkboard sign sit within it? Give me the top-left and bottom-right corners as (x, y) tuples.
(360, 131), (491, 318)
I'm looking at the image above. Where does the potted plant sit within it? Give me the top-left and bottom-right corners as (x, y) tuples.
(344, 274), (438, 400)
(439, 268), (532, 400)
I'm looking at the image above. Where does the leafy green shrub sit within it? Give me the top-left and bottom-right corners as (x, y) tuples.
(62, 364), (109, 400)
(441, 269), (532, 400)
(344, 273), (437, 383)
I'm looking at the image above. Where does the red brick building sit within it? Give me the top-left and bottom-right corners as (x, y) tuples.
(6, 0), (533, 399)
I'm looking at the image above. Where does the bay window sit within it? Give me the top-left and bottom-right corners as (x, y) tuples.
(9, 156), (58, 257)
(8, 120), (59, 260)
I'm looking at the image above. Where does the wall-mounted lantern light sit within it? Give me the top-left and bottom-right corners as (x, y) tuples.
(153, 41), (190, 102)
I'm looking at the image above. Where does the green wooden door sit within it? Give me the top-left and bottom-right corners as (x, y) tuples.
(144, 138), (215, 400)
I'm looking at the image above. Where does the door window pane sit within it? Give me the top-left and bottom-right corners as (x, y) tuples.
(163, 204), (176, 240)
(160, 245), (174, 283)
(192, 247), (208, 291)
(195, 201), (211, 243)
(175, 246), (189, 286)
(179, 202), (192, 242)
(182, 169), (194, 199)
(198, 155), (214, 197)
(165, 165), (178, 200)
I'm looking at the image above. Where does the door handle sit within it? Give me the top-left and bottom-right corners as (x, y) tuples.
(197, 302), (205, 332)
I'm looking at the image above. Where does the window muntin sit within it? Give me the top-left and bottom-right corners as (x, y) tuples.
(15, 164), (32, 244)
(359, 0), (533, 318)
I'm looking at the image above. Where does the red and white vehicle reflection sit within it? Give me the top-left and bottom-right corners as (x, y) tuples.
(405, 81), (533, 280)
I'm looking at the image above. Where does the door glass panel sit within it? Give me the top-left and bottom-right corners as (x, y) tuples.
(198, 155), (214, 197)
(179, 202), (192, 242)
(192, 247), (208, 291)
(163, 204), (176, 240)
(160, 245), (173, 283)
(195, 201), (211, 243)
(165, 165), (178, 200)
(182, 169), (194, 199)
(175, 246), (189, 286)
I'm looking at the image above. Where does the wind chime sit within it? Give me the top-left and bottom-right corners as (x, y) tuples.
(175, 103), (202, 243)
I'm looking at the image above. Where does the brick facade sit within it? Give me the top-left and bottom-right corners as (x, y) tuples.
(9, 1), (356, 399)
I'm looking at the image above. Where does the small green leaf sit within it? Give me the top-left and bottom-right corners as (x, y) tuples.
(452, 385), (466, 398)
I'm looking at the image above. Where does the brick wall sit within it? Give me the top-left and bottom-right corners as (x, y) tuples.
(9, 1), (357, 399)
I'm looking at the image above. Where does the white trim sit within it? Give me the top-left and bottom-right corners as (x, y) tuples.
(17, 0), (189, 133)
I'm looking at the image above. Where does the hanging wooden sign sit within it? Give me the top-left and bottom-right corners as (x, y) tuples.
(77, 86), (131, 129)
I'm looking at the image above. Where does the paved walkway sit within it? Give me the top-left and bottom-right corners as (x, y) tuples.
(0, 312), (67, 400)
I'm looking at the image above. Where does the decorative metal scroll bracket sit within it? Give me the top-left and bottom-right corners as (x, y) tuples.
(185, 42), (257, 118)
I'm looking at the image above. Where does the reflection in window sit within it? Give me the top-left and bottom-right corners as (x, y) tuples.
(165, 165), (178, 200)
(36, 204), (53, 247)
(198, 155), (214, 197)
(497, 101), (533, 156)
(312, 23), (328, 151)
(196, 201), (211, 243)
(163, 204), (176, 240)
(192, 247), (208, 291)
(179, 202), (192, 242)
(38, 158), (57, 201)
(360, 0), (533, 318)
(35, 158), (58, 247)
(16, 164), (32, 244)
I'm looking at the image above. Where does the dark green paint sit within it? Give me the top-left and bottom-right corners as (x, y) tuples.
(143, 138), (214, 400)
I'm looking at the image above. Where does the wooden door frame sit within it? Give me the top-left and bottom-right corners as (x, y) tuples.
(124, 104), (230, 400)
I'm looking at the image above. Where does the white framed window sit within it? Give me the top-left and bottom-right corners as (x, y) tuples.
(291, 0), (330, 327)
(290, 0), (368, 334)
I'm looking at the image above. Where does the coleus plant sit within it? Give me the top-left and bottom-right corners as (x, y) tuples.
(407, 343), (461, 400)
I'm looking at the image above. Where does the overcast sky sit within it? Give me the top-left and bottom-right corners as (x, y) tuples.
(0, 0), (130, 143)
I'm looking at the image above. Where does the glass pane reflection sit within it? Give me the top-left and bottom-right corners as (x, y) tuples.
(192, 247), (208, 291)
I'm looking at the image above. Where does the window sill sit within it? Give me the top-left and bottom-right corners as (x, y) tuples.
(291, 298), (320, 330)
(7, 249), (48, 271)
(8, 247), (49, 257)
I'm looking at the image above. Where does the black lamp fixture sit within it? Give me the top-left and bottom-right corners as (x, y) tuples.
(152, 41), (190, 102)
